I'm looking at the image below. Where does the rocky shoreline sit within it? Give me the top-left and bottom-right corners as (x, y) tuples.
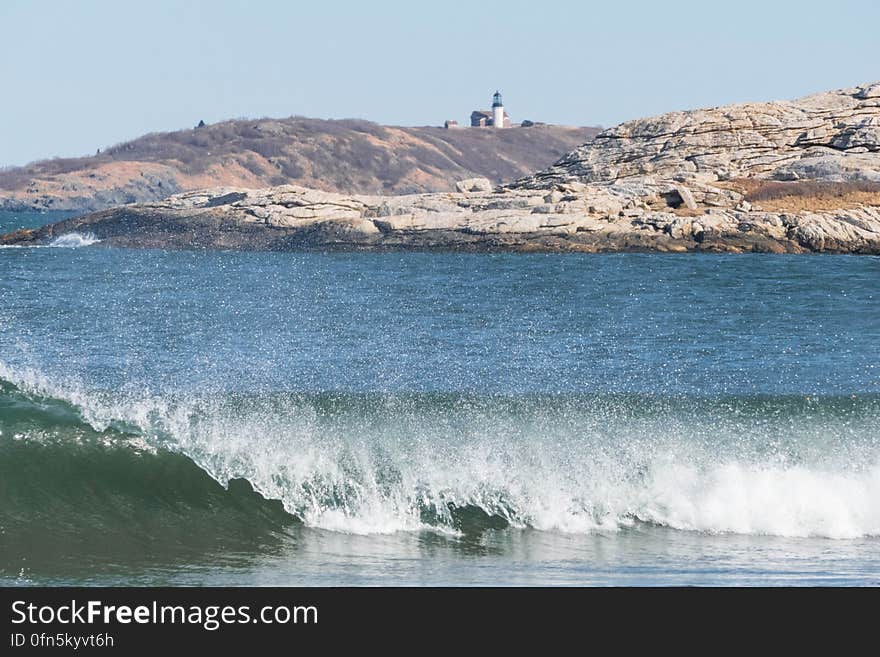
(5, 181), (879, 253)
(4, 82), (880, 253)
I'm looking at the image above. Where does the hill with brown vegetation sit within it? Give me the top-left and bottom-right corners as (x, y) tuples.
(0, 118), (600, 211)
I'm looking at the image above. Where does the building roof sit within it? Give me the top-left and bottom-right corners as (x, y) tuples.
(471, 110), (510, 117)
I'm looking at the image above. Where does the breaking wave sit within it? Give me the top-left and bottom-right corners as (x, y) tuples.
(1, 362), (879, 546)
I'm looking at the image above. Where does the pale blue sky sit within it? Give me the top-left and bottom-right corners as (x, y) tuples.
(1, 0), (878, 166)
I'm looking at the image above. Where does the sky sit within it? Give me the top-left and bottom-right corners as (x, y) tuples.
(1, 0), (878, 166)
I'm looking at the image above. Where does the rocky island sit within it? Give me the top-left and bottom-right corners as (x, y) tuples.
(4, 82), (880, 253)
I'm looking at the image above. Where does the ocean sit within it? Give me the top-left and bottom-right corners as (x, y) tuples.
(1, 211), (879, 586)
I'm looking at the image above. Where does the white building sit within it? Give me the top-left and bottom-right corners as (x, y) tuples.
(470, 91), (510, 128)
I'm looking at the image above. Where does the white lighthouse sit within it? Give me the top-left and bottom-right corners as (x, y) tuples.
(468, 91), (510, 128)
(492, 91), (505, 129)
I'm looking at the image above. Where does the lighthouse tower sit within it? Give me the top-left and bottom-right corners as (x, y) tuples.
(492, 91), (505, 129)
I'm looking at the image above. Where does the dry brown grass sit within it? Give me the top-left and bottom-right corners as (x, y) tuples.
(0, 119), (601, 196)
(671, 206), (705, 217)
(721, 179), (880, 212)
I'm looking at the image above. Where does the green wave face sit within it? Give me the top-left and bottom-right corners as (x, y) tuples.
(0, 379), (295, 579)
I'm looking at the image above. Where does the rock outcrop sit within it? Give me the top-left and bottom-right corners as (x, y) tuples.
(4, 82), (880, 253)
(512, 82), (880, 189)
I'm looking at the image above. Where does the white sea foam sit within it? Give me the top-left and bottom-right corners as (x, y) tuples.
(0, 232), (101, 249)
(627, 461), (880, 539)
(2, 360), (879, 539)
(48, 232), (101, 248)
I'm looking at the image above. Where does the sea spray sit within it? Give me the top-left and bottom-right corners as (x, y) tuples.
(0, 232), (101, 249)
(48, 232), (101, 248)
(2, 362), (879, 539)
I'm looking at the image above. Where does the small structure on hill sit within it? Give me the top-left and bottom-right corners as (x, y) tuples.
(471, 91), (510, 128)
(444, 119), (460, 129)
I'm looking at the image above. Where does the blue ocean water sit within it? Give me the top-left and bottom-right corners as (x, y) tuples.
(1, 217), (878, 585)
(0, 210), (79, 234)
